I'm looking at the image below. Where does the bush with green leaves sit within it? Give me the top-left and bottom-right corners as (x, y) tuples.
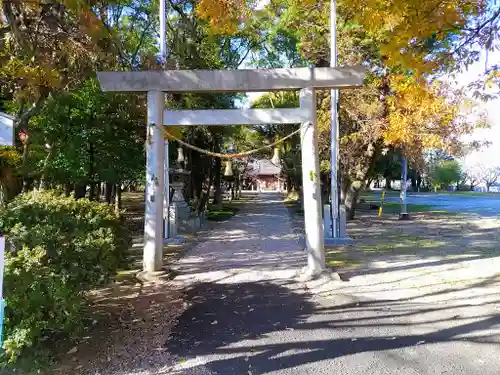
(0, 190), (130, 362)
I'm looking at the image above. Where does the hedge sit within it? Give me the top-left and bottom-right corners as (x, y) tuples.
(0, 190), (130, 362)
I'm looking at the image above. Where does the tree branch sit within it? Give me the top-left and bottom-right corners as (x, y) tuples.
(15, 89), (50, 129)
(130, 19), (154, 67)
(0, 26), (10, 37)
(452, 8), (500, 55)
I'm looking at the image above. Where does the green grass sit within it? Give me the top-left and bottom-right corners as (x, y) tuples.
(326, 233), (445, 269)
(360, 198), (459, 216)
(362, 190), (500, 198)
(382, 202), (434, 212)
(206, 205), (240, 221)
(438, 191), (500, 197)
(381, 202), (462, 216)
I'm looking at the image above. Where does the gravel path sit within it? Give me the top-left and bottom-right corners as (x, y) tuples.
(164, 193), (500, 375)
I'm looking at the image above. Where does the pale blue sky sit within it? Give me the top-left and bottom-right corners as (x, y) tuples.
(456, 50), (500, 169)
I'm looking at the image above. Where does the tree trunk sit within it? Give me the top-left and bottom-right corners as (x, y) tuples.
(74, 183), (86, 199)
(64, 183), (72, 197)
(344, 181), (363, 220)
(365, 177), (374, 190)
(212, 157), (222, 209)
(87, 143), (96, 200)
(21, 142), (29, 193)
(115, 184), (121, 214)
(186, 148), (194, 200)
(39, 146), (55, 190)
(191, 151), (204, 205)
(197, 157), (214, 214)
(105, 182), (113, 204)
(411, 176), (417, 192)
(385, 177), (391, 190)
(89, 182), (98, 201)
(344, 143), (377, 220)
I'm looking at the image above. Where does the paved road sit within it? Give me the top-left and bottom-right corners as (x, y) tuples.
(165, 193), (500, 375)
(383, 193), (500, 217)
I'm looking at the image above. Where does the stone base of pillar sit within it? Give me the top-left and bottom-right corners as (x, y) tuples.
(323, 204), (353, 246)
(164, 204), (185, 244)
(295, 266), (342, 283)
(136, 268), (173, 282)
(324, 236), (353, 246)
(164, 236), (184, 245)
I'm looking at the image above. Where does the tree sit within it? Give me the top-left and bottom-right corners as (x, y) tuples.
(368, 148), (402, 190)
(195, 0), (487, 218)
(195, 1), (499, 89)
(463, 164), (482, 191)
(479, 166), (500, 192)
(29, 79), (146, 203)
(0, 0), (112, 127)
(430, 159), (462, 191)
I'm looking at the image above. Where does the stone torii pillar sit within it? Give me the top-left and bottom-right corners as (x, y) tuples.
(144, 92), (165, 273)
(97, 66), (365, 277)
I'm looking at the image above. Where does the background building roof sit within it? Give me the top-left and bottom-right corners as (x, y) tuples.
(250, 159), (281, 176)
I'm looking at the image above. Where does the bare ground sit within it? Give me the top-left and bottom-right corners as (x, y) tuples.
(19, 195), (500, 374)
(40, 193), (257, 375)
(287, 203), (500, 306)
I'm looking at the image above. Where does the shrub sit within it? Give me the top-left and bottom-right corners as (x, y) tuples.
(0, 190), (130, 362)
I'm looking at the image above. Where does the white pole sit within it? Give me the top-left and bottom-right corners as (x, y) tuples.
(300, 88), (326, 275)
(160, 0), (167, 60)
(330, 0), (339, 238)
(144, 92), (165, 272)
(159, 0), (170, 240)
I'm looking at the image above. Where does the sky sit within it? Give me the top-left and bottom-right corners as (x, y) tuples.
(240, 0), (500, 167)
(455, 50), (500, 169)
(242, 50), (500, 169)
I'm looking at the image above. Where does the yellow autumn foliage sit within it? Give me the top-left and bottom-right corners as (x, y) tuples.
(385, 75), (465, 152)
(196, 0), (482, 74)
(196, 0), (250, 34)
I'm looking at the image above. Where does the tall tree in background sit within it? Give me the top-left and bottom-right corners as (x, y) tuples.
(0, 0), (255, 209)
(194, 0), (491, 218)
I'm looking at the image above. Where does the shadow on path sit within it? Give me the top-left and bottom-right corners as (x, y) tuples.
(167, 281), (314, 355)
(165, 281), (500, 375)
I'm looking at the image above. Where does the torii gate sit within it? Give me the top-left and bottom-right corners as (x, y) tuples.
(97, 66), (365, 278)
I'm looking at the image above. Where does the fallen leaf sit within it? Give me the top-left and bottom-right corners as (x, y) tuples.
(67, 347), (78, 354)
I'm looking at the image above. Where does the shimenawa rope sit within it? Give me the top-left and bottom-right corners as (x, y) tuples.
(160, 126), (301, 159)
